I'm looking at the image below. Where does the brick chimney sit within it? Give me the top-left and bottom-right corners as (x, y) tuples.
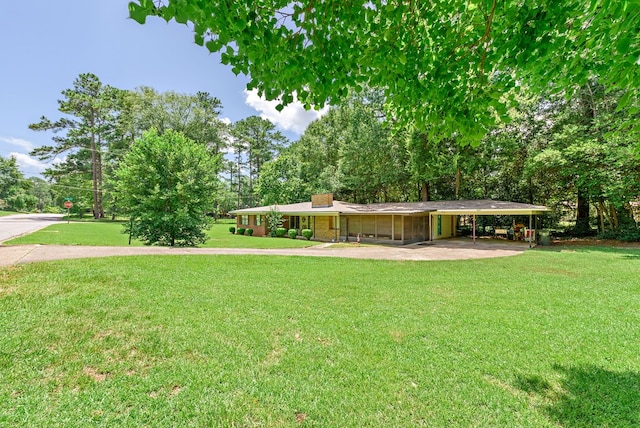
(311, 193), (333, 208)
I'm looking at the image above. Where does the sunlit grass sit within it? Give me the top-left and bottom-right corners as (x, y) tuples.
(4, 221), (322, 249)
(4, 222), (145, 246)
(1, 248), (639, 426)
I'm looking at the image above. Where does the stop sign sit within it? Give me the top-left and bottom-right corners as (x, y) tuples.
(64, 201), (73, 209)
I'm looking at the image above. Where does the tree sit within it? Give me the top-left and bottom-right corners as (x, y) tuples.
(116, 129), (220, 246)
(42, 151), (95, 218)
(30, 73), (123, 218)
(129, 0), (640, 145)
(255, 152), (309, 205)
(29, 177), (54, 212)
(231, 116), (287, 206)
(266, 206), (284, 237)
(255, 90), (413, 204)
(0, 156), (36, 211)
(123, 87), (227, 154)
(526, 82), (640, 234)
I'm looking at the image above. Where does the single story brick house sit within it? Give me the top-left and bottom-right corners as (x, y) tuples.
(230, 194), (549, 245)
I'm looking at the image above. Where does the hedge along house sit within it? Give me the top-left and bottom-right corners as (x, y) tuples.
(231, 194), (550, 245)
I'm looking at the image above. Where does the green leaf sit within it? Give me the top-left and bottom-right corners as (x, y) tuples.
(206, 39), (222, 53)
(616, 90), (633, 111)
(616, 36), (631, 54)
(128, 2), (148, 24)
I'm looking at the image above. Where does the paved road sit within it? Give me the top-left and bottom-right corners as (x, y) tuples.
(0, 213), (64, 244)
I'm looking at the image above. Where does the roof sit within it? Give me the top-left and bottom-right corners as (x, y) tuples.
(231, 199), (550, 216)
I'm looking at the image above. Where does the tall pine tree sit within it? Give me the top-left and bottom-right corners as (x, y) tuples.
(30, 73), (123, 218)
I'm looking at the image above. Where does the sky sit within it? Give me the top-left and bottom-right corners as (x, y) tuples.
(0, 0), (328, 178)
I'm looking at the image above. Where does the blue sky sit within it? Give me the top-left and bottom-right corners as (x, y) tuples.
(0, 0), (326, 177)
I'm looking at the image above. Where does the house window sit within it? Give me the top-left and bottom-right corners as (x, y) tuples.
(255, 215), (263, 226)
(240, 215), (249, 225)
(289, 216), (301, 230)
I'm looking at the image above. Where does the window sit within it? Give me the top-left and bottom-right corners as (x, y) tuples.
(289, 216), (300, 230)
(240, 215), (249, 225)
(255, 215), (263, 226)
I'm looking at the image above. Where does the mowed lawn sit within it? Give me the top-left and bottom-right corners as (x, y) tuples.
(4, 221), (321, 248)
(1, 249), (639, 426)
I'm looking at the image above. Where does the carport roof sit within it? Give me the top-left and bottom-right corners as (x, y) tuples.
(231, 199), (550, 216)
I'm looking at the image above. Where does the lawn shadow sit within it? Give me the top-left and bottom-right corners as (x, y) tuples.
(515, 365), (640, 427)
(540, 245), (640, 259)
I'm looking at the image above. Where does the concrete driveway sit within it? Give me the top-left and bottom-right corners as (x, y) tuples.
(0, 238), (530, 267)
(0, 213), (64, 244)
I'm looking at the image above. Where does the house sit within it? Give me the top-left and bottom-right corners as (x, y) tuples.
(230, 194), (550, 244)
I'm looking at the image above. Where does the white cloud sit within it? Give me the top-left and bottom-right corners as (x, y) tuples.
(219, 117), (232, 125)
(9, 152), (48, 172)
(0, 136), (35, 151)
(8, 152), (61, 175)
(244, 89), (329, 135)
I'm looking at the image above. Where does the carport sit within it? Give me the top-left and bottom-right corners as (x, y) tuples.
(425, 200), (551, 247)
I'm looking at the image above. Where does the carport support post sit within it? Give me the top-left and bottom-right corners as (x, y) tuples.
(472, 215), (476, 244)
(529, 213), (533, 249)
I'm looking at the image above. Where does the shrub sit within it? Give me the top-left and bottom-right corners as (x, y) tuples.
(598, 226), (640, 242)
(276, 227), (287, 237)
(237, 228), (246, 235)
(246, 228), (254, 236)
(267, 207), (284, 237)
(302, 229), (313, 240)
(229, 226), (236, 234)
(288, 228), (298, 239)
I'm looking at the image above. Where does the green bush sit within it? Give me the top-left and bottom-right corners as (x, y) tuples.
(288, 228), (298, 239)
(229, 226), (236, 234)
(276, 227), (287, 237)
(237, 228), (246, 235)
(301, 229), (313, 240)
(247, 228), (254, 236)
(267, 207), (283, 237)
(598, 226), (640, 242)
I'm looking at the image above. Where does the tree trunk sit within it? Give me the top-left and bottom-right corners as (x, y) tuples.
(237, 161), (242, 209)
(248, 145), (253, 207)
(421, 182), (430, 202)
(597, 202), (605, 233)
(574, 188), (591, 235)
(610, 205), (619, 229)
(96, 149), (104, 218)
(455, 168), (461, 199)
(91, 125), (100, 219)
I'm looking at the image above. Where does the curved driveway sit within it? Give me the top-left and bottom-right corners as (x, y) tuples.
(0, 213), (530, 266)
(0, 239), (529, 267)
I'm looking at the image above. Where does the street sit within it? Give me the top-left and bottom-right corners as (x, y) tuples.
(0, 213), (64, 244)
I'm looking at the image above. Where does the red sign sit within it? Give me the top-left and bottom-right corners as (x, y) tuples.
(64, 201), (73, 209)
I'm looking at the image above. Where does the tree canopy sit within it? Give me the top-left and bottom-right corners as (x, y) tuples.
(30, 73), (124, 218)
(0, 156), (37, 211)
(129, 0), (640, 144)
(116, 129), (220, 246)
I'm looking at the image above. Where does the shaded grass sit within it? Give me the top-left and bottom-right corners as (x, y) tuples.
(4, 221), (321, 249)
(0, 210), (18, 217)
(1, 248), (639, 426)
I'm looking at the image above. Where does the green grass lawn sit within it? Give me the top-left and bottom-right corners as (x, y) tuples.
(4, 221), (321, 249)
(1, 248), (639, 426)
(0, 210), (18, 217)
